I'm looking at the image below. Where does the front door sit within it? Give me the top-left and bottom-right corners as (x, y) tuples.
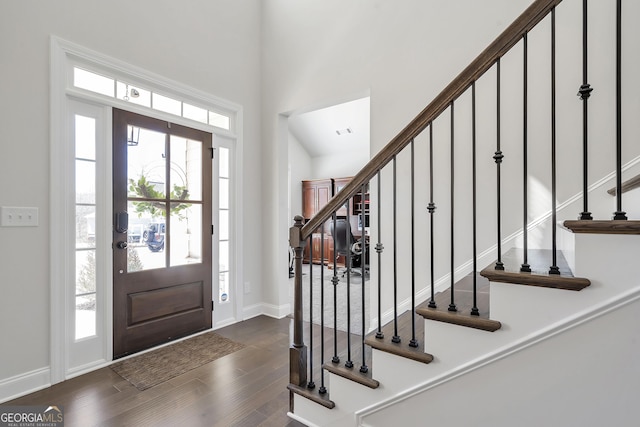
(112, 108), (212, 359)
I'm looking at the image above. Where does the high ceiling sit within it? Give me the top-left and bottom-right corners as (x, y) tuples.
(288, 97), (370, 158)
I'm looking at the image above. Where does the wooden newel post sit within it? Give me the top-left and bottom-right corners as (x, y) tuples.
(289, 215), (307, 387)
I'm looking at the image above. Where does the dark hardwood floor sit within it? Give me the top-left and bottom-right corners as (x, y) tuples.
(8, 250), (571, 426)
(7, 316), (306, 427)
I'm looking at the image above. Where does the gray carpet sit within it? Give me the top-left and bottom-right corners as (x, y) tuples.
(293, 264), (370, 336)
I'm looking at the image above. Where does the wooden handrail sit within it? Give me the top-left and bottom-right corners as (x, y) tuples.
(300, 0), (562, 239)
(607, 173), (640, 196)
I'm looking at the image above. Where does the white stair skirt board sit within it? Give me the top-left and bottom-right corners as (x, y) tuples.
(293, 349), (437, 427)
(296, 232), (640, 426)
(360, 296), (640, 427)
(355, 232), (640, 426)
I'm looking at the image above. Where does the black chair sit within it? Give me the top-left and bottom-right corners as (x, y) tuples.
(330, 218), (368, 277)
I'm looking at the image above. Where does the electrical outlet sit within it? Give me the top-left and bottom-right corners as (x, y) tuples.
(0, 207), (39, 227)
(244, 281), (251, 294)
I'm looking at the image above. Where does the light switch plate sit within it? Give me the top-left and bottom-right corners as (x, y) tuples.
(1, 206), (39, 227)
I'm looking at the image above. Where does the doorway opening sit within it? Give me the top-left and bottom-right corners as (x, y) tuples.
(286, 95), (371, 315)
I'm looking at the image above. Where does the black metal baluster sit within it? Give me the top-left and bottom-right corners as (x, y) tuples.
(375, 171), (385, 339)
(392, 155), (401, 342)
(471, 83), (480, 316)
(549, 8), (560, 275)
(360, 183), (369, 372)
(319, 227), (327, 394)
(428, 124), (437, 308)
(613, 0), (627, 220)
(308, 235), (315, 389)
(521, 33), (532, 273)
(449, 101), (457, 312)
(345, 200), (354, 368)
(494, 59), (505, 271)
(332, 213), (340, 364)
(410, 139), (419, 347)
(578, 0), (593, 220)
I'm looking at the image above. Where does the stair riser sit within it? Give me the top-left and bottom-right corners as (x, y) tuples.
(424, 320), (502, 370)
(293, 373), (382, 427)
(490, 282), (592, 333)
(574, 234), (640, 289)
(369, 350), (433, 394)
(292, 379), (335, 426)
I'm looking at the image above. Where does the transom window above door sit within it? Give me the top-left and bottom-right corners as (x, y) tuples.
(72, 66), (232, 131)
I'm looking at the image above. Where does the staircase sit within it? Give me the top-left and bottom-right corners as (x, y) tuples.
(288, 1), (640, 425)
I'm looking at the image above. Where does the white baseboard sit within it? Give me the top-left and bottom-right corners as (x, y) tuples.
(0, 367), (51, 404)
(243, 302), (291, 320)
(66, 359), (109, 380)
(213, 317), (237, 330)
(242, 303), (265, 320)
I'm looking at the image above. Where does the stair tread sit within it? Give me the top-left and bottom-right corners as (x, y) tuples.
(416, 272), (500, 331)
(606, 174), (640, 196)
(418, 248), (586, 331)
(480, 248), (590, 291)
(564, 220), (640, 235)
(481, 268), (590, 290)
(288, 383), (335, 409)
(365, 311), (433, 364)
(323, 361), (380, 388)
(416, 306), (501, 332)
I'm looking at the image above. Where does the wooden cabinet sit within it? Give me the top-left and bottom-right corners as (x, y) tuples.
(302, 179), (332, 220)
(304, 234), (333, 265)
(302, 179), (333, 264)
(333, 177), (352, 216)
(301, 177), (369, 266)
(302, 178), (341, 264)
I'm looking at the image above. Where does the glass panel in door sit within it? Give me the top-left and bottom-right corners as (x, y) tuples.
(113, 108), (212, 359)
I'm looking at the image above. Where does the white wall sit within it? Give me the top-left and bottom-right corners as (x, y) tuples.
(261, 0), (539, 319)
(0, 0), (261, 386)
(262, 0), (640, 318)
(288, 131), (313, 220)
(288, 124), (369, 221)
(312, 151), (370, 181)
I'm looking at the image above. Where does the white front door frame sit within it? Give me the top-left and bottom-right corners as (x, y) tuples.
(50, 36), (244, 383)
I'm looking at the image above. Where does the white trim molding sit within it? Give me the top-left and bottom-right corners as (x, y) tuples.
(49, 36), (245, 388)
(0, 368), (51, 404)
(242, 303), (291, 320)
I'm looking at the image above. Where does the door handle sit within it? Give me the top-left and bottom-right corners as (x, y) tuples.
(116, 241), (128, 249)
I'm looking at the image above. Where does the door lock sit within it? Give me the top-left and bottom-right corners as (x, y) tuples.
(116, 241), (128, 249)
(115, 211), (128, 233)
